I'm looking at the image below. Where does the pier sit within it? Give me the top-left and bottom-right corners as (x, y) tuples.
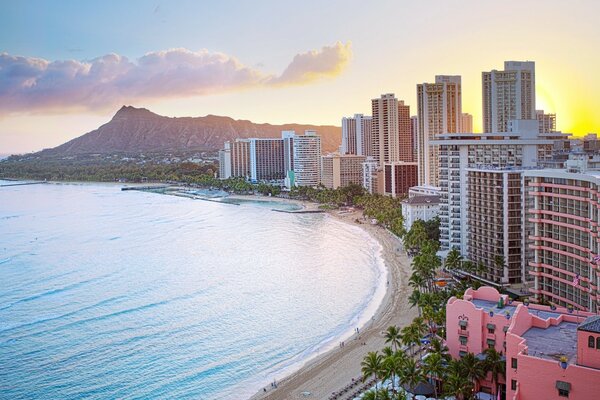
(271, 209), (324, 214)
(0, 181), (48, 187)
(121, 185), (171, 191)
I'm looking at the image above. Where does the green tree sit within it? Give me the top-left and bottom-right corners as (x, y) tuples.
(362, 351), (384, 398)
(445, 247), (463, 271)
(482, 347), (505, 397)
(384, 325), (403, 352)
(422, 352), (445, 399)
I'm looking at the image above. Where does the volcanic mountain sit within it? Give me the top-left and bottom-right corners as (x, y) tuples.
(39, 106), (342, 156)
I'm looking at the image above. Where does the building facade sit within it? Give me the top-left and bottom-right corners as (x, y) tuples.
(401, 195), (440, 231)
(292, 130), (322, 187)
(460, 112), (473, 133)
(446, 286), (600, 400)
(249, 138), (285, 182)
(341, 114), (373, 157)
(417, 75), (462, 186)
(230, 139), (251, 178)
(536, 110), (557, 133)
(483, 61), (536, 133)
(383, 162), (418, 198)
(432, 120), (570, 286)
(218, 141), (232, 179)
(321, 154), (366, 189)
(524, 162), (600, 312)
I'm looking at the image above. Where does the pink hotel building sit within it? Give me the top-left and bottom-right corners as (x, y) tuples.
(446, 286), (600, 399)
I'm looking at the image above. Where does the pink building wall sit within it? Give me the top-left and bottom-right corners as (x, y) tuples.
(446, 286), (600, 399)
(506, 306), (599, 400)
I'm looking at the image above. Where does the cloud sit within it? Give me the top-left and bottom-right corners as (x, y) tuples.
(270, 42), (352, 85)
(0, 42), (351, 114)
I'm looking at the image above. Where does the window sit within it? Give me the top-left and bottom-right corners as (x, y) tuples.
(556, 381), (571, 398)
(460, 336), (468, 345)
(511, 380), (517, 391)
(487, 323), (496, 334)
(511, 357), (518, 369)
(597, 337), (600, 349)
(488, 328), (495, 334)
(589, 335), (595, 348)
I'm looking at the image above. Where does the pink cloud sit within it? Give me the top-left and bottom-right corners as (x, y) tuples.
(0, 42), (351, 114)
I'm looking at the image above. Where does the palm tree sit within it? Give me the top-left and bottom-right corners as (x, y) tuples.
(408, 290), (422, 316)
(401, 324), (422, 356)
(429, 337), (451, 362)
(383, 350), (407, 396)
(445, 247), (463, 271)
(362, 351), (384, 398)
(460, 352), (486, 395)
(399, 358), (424, 395)
(482, 348), (506, 397)
(443, 366), (473, 400)
(422, 352), (445, 399)
(494, 254), (505, 280)
(385, 326), (402, 352)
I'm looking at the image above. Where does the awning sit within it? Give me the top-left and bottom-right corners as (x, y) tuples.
(487, 339), (496, 345)
(459, 320), (468, 327)
(487, 323), (496, 330)
(555, 381), (571, 391)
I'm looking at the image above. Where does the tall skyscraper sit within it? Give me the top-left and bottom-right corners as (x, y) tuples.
(249, 138), (285, 182)
(371, 93), (398, 167)
(417, 75), (462, 186)
(230, 139), (250, 178)
(371, 94), (413, 167)
(341, 114), (373, 156)
(460, 113), (473, 133)
(536, 109), (557, 133)
(482, 61), (536, 133)
(410, 116), (419, 155)
(398, 101), (413, 162)
(292, 130), (322, 187)
(218, 141), (232, 179)
(432, 120), (570, 285)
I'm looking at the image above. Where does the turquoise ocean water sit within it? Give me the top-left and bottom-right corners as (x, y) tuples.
(0, 182), (386, 399)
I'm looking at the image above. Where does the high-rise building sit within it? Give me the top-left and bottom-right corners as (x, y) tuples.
(482, 61), (536, 133)
(524, 158), (600, 312)
(383, 162), (418, 198)
(249, 138), (285, 182)
(320, 154), (366, 189)
(398, 101), (413, 162)
(292, 130), (322, 187)
(417, 75), (462, 186)
(460, 113), (473, 133)
(372, 94), (412, 166)
(341, 114), (373, 156)
(410, 116), (419, 155)
(362, 157), (380, 194)
(218, 141), (232, 179)
(432, 120), (570, 285)
(536, 109), (557, 133)
(230, 139), (251, 178)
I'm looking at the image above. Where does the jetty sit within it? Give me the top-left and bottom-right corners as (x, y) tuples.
(271, 209), (324, 214)
(0, 181), (48, 187)
(121, 185), (171, 191)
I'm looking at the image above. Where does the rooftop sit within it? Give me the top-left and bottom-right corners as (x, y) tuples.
(471, 299), (561, 320)
(579, 315), (600, 333)
(522, 322), (579, 363)
(402, 195), (440, 205)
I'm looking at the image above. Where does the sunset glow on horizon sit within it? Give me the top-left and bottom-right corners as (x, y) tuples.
(1, 0), (599, 153)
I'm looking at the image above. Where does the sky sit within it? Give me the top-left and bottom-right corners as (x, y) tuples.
(1, 0), (599, 153)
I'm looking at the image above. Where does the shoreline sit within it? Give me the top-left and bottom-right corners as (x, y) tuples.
(241, 195), (416, 400)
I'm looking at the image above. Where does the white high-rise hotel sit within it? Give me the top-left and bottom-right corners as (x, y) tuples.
(482, 61), (536, 133)
(417, 75), (462, 186)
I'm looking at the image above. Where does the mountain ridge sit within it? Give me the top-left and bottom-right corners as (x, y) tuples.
(38, 106), (342, 156)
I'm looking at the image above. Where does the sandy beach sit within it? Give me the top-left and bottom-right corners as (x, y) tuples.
(238, 197), (417, 400)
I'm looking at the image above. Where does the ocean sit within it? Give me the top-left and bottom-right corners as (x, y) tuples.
(0, 182), (386, 399)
